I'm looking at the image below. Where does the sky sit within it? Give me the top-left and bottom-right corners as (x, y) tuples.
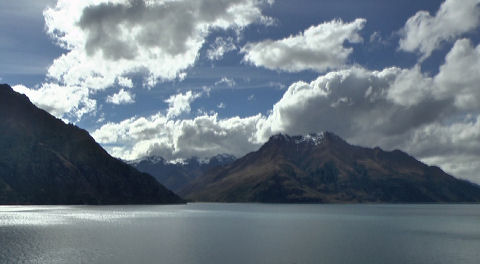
(2, 0), (480, 183)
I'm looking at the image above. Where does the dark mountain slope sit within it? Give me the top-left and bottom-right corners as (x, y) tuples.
(181, 133), (480, 203)
(0, 84), (183, 204)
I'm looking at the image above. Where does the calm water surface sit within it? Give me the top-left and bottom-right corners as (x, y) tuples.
(0, 203), (479, 264)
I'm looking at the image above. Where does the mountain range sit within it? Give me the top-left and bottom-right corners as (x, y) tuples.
(2, 82), (480, 204)
(180, 133), (480, 203)
(0, 84), (183, 205)
(128, 154), (235, 192)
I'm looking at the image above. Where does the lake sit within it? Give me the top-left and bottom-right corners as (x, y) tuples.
(0, 203), (479, 264)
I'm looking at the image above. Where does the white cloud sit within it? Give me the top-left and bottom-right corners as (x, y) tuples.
(386, 65), (434, 107)
(165, 91), (201, 118)
(433, 38), (480, 109)
(92, 112), (263, 161)
(16, 0), (273, 122)
(106, 89), (135, 105)
(44, 0), (273, 88)
(215, 77), (236, 87)
(117, 77), (134, 88)
(248, 94), (255, 101)
(241, 18), (366, 72)
(12, 83), (96, 121)
(390, 39), (480, 110)
(217, 102), (226, 109)
(260, 39), (480, 143)
(206, 37), (237, 60)
(399, 0), (480, 59)
(257, 66), (418, 142)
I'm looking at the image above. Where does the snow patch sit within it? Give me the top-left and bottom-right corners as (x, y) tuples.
(294, 132), (326, 146)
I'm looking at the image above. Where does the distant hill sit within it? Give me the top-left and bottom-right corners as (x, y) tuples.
(129, 154), (236, 192)
(181, 132), (480, 203)
(0, 84), (183, 205)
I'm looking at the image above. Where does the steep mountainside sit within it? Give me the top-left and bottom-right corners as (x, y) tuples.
(129, 154), (236, 192)
(0, 84), (183, 204)
(181, 132), (480, 203)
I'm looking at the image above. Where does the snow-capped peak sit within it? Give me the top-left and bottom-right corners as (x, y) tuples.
(269, 132), (329, 146)
(129, 154), (235, 166)
(211, 153), (236, 162)
(294, 132), (326, 146)
(128, 155), (166, 165)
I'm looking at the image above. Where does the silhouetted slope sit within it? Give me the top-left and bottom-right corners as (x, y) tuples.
(181, 133), (480, 203)
(0, 84), (183, 204)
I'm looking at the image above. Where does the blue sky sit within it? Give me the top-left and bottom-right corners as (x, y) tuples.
(2, 0), (480, 183)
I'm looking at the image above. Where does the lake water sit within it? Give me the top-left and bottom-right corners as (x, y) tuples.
(0, 203), (479, 264)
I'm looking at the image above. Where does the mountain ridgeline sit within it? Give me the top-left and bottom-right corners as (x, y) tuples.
(180, 133), (480, 203)
(2, 83), (480, 205)
(129, 154), (236, 193)
(0, 84), (183, 205)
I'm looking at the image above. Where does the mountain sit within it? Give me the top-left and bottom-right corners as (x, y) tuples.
(0, 84), (183, 205)
(129, 154), (236, 192)
(181, 132), (480, 203)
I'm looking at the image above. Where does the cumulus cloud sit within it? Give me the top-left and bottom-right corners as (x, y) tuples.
(12, 83), (96, 121)
(16, 0), (272, 122)
(106, 89), (135, 105)
(399, 0), (480, 59)
(92, 113), (263, 160)
(260, 38), (480, 140)
(165, 91), (201, 118)
(45, 0), (273, 87)
(386, 65), (434, 107)
(433, 38), (480, 109)
(257, 66), (451, 143)
(206, 36), (237, 60)
(241, 18), (366, 72)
